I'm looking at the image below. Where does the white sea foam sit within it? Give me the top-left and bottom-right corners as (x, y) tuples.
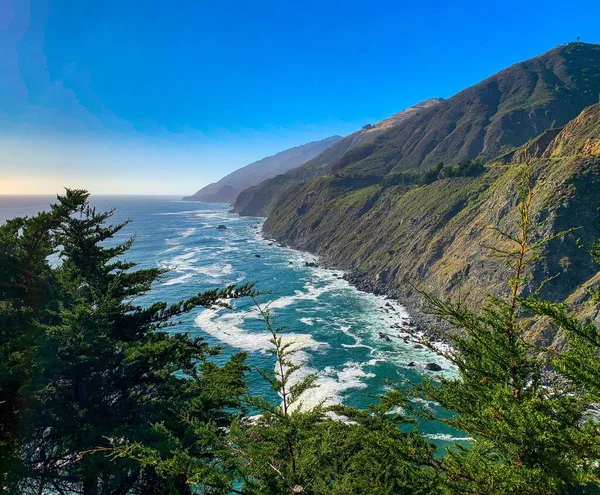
(159, 246), (181, 254)
(158, 246), (235, 283)
(194, 308), (377, 412)
(163, 273), (194, 286)
(267, 283), (331, 310)
(341, 343), (375, 351)
(293, 361), (376, 411)
(195, 308), (323, 355)
(423, 433), (472, 442)
(195, 263), (233, 278)
(181, 227), (197, 238)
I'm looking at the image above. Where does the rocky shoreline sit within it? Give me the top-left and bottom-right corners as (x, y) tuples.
(259, 226), (454, 349)
(340, 271), (454, 347)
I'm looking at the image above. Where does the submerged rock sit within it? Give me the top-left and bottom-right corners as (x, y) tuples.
(216, 225), (227, 230)
(378, 332), (391, 342)
(254, 254), (261, 258)
(425, 363), (443, 371)
(407, 362), (416, 367)
(305, 261), (319, 268)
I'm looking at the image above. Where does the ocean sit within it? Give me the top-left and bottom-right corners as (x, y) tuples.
(0, 195), (465, 447)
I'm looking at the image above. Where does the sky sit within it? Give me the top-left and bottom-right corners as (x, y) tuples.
(1, 0), (599, 195)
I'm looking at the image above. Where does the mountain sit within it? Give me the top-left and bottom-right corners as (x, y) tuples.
(235, 42), (600, 217)
(183, 136), (343, 203)
(257, 43), (600, 345)
(232, 98), (444, 216)
(326, 42), (600, 178)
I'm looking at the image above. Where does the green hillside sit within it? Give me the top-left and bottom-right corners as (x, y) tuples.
(232, 99), (444, 215)
(264, 102), (600, 346)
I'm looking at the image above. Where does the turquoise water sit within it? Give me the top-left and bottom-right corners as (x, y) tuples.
(0, 195), (465, 448)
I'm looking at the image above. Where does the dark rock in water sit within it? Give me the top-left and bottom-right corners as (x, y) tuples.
(378, 332), (391, 342)
(254, 254), (261, 258)
(425, 363), (443, 371)
(407, 362), (416, 367)
(288, 261), (293, 264)
(305, 261), (319, 268)
(332, 273), (338, 277)
(216, 225), (227, 230)
(413, 344), (423, 349)
(268, 242), (273, 246)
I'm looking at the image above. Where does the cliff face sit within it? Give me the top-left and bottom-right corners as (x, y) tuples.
(232, 98), (444, 216)
(263, 104), (600, 346)
(183, 135), (342, 203)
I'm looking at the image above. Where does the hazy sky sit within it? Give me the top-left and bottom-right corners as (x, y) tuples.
(1, 0), (599, 195)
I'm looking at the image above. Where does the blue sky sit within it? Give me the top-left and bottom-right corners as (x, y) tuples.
(1, 0), (599, 194)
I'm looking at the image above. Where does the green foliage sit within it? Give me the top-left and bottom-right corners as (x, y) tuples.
(420, 161), (445, 185)
(6, 175), (600, 494)
(441, 159), (485, 179)
(228, 300), (441, 494)
(0, 190), (256, 494)
(397, 162), (600, 494)
(382, 160), (485, 190)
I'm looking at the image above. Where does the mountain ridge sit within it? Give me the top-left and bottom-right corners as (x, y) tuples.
(183, 135), (343, 203)
(232, 98), (444, 215)
(235, 42), (600, 217)
(256, 43), (600, 345)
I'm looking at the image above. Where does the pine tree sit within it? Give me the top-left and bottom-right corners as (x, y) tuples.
(1, 190), (256, 494)
(402, 161), (598, 494)
(228, 299), (442, 495)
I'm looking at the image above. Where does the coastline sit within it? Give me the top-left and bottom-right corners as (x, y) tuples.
(253, 218), (453, 349)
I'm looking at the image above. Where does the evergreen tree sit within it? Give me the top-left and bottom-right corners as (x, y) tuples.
(402, 161), (598, 494)
(228, 300), (441, 495)
(0, 209), (58, 488)
(0, 190), (256, 494)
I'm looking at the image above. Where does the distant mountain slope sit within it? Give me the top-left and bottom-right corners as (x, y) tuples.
(183, 135), (342, 203)
(232, 98), (444, 215)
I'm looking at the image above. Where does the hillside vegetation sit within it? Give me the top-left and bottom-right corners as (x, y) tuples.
(232, 98), (444, 215)
(264, 100), (600, 347)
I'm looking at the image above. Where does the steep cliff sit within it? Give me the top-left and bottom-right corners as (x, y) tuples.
(264, 104), (600, 345)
